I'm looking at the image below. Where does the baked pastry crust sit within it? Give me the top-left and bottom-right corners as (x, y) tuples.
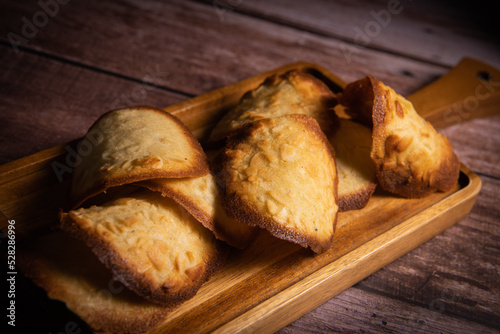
(69, 106), (209, 208)
(329, 118), (376, 211)
(341, 76), (460, 198)
(213, 114), (338, 253)
(207, 70), (338, 143)
(18, 232), (170, 333)
(60, 191), (226, 306)
(137, 173), (260, 249)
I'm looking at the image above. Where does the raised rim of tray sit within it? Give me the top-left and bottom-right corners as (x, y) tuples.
(0, 62), (482, 334)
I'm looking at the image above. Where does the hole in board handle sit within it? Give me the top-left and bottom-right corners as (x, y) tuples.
(477, 71), (492, 81)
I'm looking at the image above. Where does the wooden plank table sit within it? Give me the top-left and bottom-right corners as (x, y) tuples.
(1, 0), (499, 333)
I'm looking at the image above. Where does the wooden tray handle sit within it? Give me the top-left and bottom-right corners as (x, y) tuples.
(407, 57), (500, 129)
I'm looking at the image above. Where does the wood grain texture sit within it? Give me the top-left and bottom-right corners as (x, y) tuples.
(0, 0), (480, 162)
(276, 287), (499, 334)
(278, 177), (500, 334)
(440, 115), (500, 179)
(0, 154), (481, 334)
(213, 169), (480, 333)
(283, 169), (500, 333)
(0, 0), (499, 332)
(408, 58), (500, 129)
(0, 64), (483, 333)
(353, 175), (500, 330)
(0, 0), (447, 96)
(212, 0), (500, 69)
(0, 45), (187, 164)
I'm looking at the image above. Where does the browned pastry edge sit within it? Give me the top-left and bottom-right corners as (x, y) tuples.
(341, 76), (460, 198)
(374, 153), (460, 198)
(70, 105), (210, 209)
(261, 70), (339, 135)
(338, 182), (377, 212)
(212, 115), (338, 254)
(17, 232), (171, 334)
(59, 211), (229, 306)
(137, 179), (214, 231)
(207, 69), (339, 144)
(136, 178), (260, 249)
(368, 76), (460, 198)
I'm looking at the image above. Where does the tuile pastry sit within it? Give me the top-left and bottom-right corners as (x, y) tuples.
(213, 114), (338, 254)
(17, 232), (171, 334)
(60, 190), (226, 306)
(340, 76), (460, 198)
(137, 172), (260, 249)
(329, 118), (377, 211)
(207, 69), (338, 144)
(69, 106), (209, 208)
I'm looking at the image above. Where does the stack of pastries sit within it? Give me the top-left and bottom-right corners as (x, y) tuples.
(18, 70), (459, 333)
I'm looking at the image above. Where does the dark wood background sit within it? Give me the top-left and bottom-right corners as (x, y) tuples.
(1, 0), (499, 333)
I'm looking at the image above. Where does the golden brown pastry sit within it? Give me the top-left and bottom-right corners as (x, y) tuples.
(69, 106), (209, 208)
(341, 76), (460, 198)
(329, 118), (376, 211)
(213, 114), (338, 254)
(207, 70), (338, 143)
(60, 190), (226, 306)
(18, 232), (170, 333)
(137, 172), (260, 249)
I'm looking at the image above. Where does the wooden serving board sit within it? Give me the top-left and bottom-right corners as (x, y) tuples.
(0, 62), (482, 334)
